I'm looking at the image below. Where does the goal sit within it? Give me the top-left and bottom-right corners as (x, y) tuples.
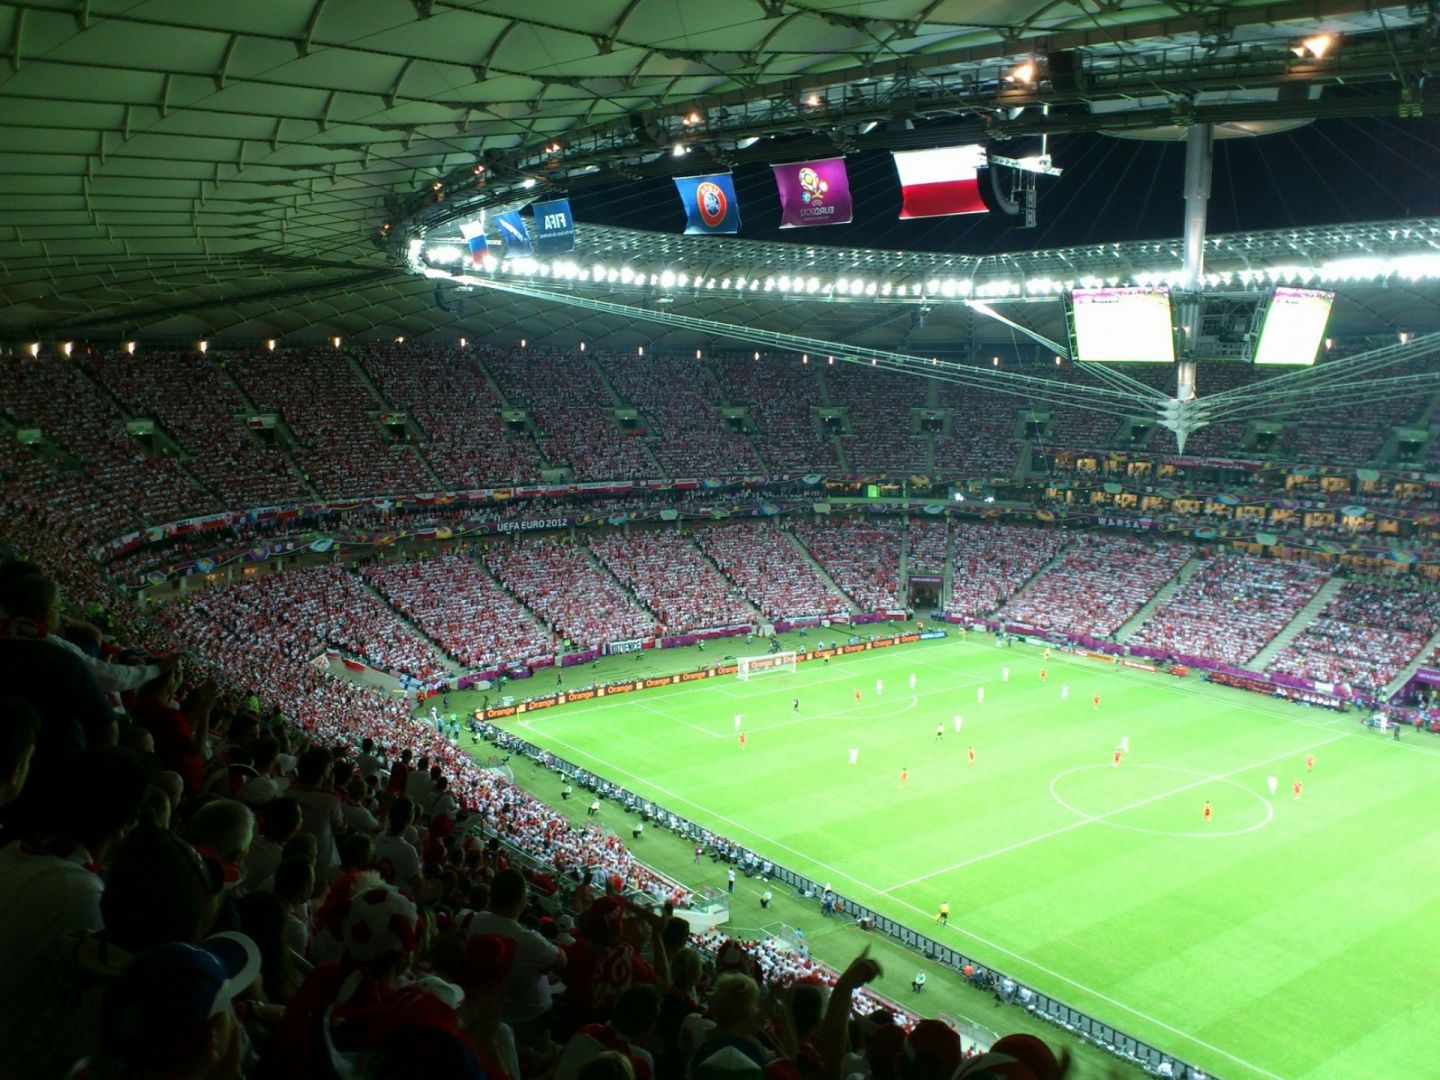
(737, 651), (797, 681)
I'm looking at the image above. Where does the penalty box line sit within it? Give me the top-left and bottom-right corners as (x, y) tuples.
(880, 731), (1348, 893)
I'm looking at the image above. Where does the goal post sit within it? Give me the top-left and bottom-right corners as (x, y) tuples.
(737, 651), (797, 681)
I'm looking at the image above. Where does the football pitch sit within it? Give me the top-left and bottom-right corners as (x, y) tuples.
(485, 635), (1440, 1079)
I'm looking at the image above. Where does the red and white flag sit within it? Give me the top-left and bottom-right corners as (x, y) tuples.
(893, 145), (988, 218)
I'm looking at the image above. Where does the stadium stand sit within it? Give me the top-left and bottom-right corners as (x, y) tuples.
(1129, 552), (1332, 665)
(1267, 580), (1440, 694)
(823, 362), (931, 477)
(482, 536), (657, 649)
(360, 553), (555, 669)
(906, 519), (949, 574)
(226, 348), (433, 498)
(353, 344), (545, 487)
(999, 535), (1195, 638)
(710, 354), (839, 474)
(594, 351), (766, 477)
(696, 522), (851, 621)
(946, 523), (1072, 622)
(589, 528), (753, 634)
(791, 520), (904, 612)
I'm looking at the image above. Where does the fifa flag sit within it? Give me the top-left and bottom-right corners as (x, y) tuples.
(771, 158), (853, 228)
(674, 173), (741, 235)
(494, 211), (532, 257)
(893, 145), (988, 218)
(532, 198), (575, 254)
(458, 220), (488, 265)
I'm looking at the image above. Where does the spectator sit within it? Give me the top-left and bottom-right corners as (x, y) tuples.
(465, 867), (567, 1050)
(290, 746), (344, 868)
(132, 666), (220, 796)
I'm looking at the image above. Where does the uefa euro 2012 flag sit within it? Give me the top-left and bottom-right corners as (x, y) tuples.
(673, 173), (741, 234)
(771, 158), (853, 228)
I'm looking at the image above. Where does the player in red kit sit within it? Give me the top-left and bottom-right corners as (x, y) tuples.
(738, 732), (747, 749)
(967, 746), (976, 765)
(1203, 801), (1212, 823)
(1306, 753), (1315, 772)
(1293, 779), (1303, 799)
(1113, 749), (1123, 767)
(1039, 668), (1047, 681)
(1093, 693), (1101, 710)
(900, 767), (908, 788)
(854, 688), (862, 704)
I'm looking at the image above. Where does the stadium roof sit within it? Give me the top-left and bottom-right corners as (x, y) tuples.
(1, 1), (1438, 345)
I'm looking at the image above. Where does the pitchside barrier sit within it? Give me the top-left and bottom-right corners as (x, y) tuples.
(489, 720), (1200, 1079)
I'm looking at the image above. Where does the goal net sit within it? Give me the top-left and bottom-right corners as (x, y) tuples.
(737, 652), (796, 680)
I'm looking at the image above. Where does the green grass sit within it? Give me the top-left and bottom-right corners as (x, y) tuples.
(454, 633), (1440, 1079)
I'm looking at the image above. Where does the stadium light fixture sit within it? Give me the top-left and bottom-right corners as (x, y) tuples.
(198, 340), (209, 353)
(59, 341), (73, 356)
(265, 339), (276, 351)
(1399, 331), (1414, 344)
(579, 341), (586, 351)
(332, 336), (342, 349)
(736, 136), (760, 149)
(802, 354), (809, 364)
(992, 356), (1000, 366)
(682, 110), (703, 126)
(802, 93), (821, 108)
(459, 337), (467, 347)
(125, 341), (136, 354)
(672, 143), (687, 157)
(695, 350), (702, 359)
(521, 178), (537, 188)
(27, 341), (40, 356)
(1294, 34), (1334, 59)
(637, 346), (644, 356)
(1006, 60), (1037, 84)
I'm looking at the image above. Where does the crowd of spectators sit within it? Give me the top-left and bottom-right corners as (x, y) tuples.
(711, 354), (840, 474)
(946, 524), (1072, 622)
(483, 537), (657, 649)
(696, 523), (851, 621)
(589, 529), (753, 635)
(999, 535), (1195, 638)
(595, 352), (766, 478)
(361, 553), (556, 670)
(823, 363), (931, 478)
(1268, 580), (1440, 694)
(931, 383), (1022, 479)
(1129, 553), (1331, 665)
(354, 344), (545, 488)
(84, 349), (311, 508)
(906, 520), (948, 575)
(161, 564), (451, 683)
(226, 347), (433, 498)
(791, 521), (903, 612)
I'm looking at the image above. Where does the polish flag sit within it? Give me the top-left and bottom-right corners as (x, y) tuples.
(893, 145), (988, 218)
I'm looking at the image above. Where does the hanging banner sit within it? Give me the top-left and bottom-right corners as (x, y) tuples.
(673, 173), (741, 234)
(771, 157), (853, 228)
(494, 211), (532, 257)
(532, 198), (575, 254)
(458, 220), (488, 265)
(892, 145), (988, 218)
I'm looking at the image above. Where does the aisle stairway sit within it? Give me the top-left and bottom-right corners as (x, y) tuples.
(1245, 576), (1346, 672)
(1115, 556), (1203, 644)
(1383, 625), (1440, 700)
(353, 574), (465, 676)
(783, 529), (861, 614)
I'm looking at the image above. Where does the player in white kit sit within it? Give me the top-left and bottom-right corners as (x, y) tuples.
(1119, 736), (1130, 754)
(1267, 774), (1278, 797)
(1002, 667), (1009, 683)
(977, 686), (985, 705)
(908, 673), (917, 692)
(953, 715), (963, 732)
(734, 713), (744, 732)
(848, 748), (858, 765)
(1060, 685), (1070, 700)
(876, 678), (884, 696)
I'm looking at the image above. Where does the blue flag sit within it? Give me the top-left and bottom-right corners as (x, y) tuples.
(495, 211), (532, 257)
(532, 198), (575, 254)
(674, 173), (740, 234)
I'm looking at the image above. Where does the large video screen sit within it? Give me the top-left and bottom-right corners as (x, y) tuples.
(1071, 286), (1175, 363)
(1252, 287), (1335, 366)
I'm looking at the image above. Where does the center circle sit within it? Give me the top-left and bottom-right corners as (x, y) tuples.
(1049, 763), (1274, 839)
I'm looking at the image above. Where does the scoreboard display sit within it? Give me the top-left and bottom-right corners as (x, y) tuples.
(1070, 286), (1175, 363)
(1252, 287), (1335, 366)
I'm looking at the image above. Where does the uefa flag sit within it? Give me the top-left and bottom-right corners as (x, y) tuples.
(674, 173), (740, 234)
(892, 146), (988, 218)
(458, 220), (488, 265)
(771, 158), (853, 228)
(494, 211), (532, 257)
